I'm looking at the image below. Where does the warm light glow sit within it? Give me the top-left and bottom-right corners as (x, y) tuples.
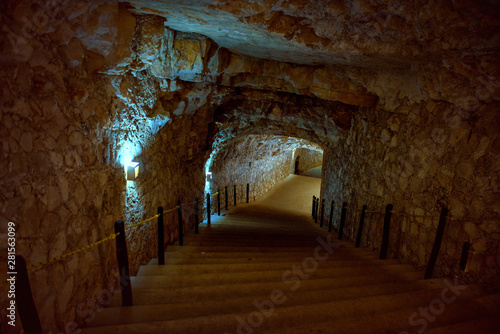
(126, 162), (140, 181)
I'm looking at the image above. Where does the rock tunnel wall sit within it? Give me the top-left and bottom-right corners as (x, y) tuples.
(209, 135), (301, 208)
(320, 101), (500, 289)
(293, 148), (323, 174)
(0, 2), (209, 333)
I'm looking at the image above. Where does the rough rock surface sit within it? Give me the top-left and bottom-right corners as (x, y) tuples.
(0, 0), (498, 333)
(320, 101), (500, 289)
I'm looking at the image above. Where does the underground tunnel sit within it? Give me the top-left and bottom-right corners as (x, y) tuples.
(0, 0), (499, 333)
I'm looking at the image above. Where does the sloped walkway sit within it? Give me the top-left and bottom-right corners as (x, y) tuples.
(83, 175), (500, 333)
(299, 165), (322, 178)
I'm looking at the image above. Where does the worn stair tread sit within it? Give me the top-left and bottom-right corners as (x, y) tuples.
(149, 254), (376, 265)
(424, 316), (500, 334)
(131, 263), (417, 288)
(131, 269), (422, 289)
(108, 277), (447, 307)
(119, 271), (424, 306)
(138, 258), (402, 275)
(165, 244), (374, 255)
(148, 253), (379, 265)
(83, 285), (482, 333)
(264, 288), (498, 334)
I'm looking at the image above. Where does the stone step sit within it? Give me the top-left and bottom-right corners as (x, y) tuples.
(165, 244), (373, 254)
(130, 270), (422, 291)
(82, 285), (482, 333)
(148, 253), (379, 265)
(130, 263), (418, 288)
(425, 317), (500, 334)
(265, 289), (498, 334)
(138, 258), (402, 276)
(108, 277), (446, 307)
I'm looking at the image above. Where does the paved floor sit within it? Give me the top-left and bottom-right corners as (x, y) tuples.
(248, 174), (321, 217)
(299, 165), (322, 178)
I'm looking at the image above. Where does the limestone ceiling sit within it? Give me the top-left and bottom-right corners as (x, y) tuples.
(122, 0), (499, 70)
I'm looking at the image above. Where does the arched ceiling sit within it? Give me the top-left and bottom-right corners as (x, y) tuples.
(123, 0), (499, 69)
(78, 0), (497, 157)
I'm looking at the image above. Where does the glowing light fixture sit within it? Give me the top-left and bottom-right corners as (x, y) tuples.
(127, 162), (140, 181)
(206, 172), (213, 182)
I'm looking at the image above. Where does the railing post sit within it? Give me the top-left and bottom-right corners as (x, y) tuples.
(234, 185), (237, 206)
(380, 204), (393, 259)
(225, 186), (228, 210)
(194, 197), (199, 234)
(459, 242), (471, 271)
(328, 200), (334, 232)
(320, 199), (325, 228)
(206, 193), (211, 225)
(312, 196), (316, 218)
(158, 206), (164, 265)
(115, 220), (132, 306)
(246, 183), (249, 203)
(355, 205), (367, 248)
(15, 256), (43, 334)
(217, 188), (220, 216)
(314, 198), (318, 224)
(338, 202), (347, 240)
(425, 207), (448, 279)
(177, 200), (183, 246)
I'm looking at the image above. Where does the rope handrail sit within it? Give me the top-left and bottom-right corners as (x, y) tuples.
(125, 214), (161, 230)
(27, 232), (120, 271)
(23, 182), (251, 272)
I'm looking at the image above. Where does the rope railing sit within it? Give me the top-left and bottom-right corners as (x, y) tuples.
(13, 182), (253, 332)
(27, 232), (120, 271)
(311, 194), (499, 280)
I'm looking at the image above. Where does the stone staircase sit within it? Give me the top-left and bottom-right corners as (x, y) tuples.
(82, 176), (500, 333)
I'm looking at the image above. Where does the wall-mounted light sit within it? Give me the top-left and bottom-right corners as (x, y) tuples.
(206, 172), (213, 182)
(126, 162), (140, 181)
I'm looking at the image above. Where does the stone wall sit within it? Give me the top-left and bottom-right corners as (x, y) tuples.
(293, 148), (323, 174)
(320, 101), (500, 290)
(0, 2), (208, 333)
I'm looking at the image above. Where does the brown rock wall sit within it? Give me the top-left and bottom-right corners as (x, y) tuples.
(320, 101), (500, 289)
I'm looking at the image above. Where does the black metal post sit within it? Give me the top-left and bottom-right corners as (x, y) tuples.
(314, 198), (318, 224)
(158, 206), (164, 265)
(206, 193), (211, 225)
(177, 200), (183, 246)
(217, 189), (220, 215)
(425, 207), (448, 279)
(115, 220), (132, 306)
(328, 200), (334, 232)
(246, 183), (249, 203)
(225, 186), (228, 210)
(459, 242), (471, 271)
(338, 202), (347, 239)
(194, 197), (199, 234)
(320, 199), (325, 228)
(15, 256), (43, 334)
(234, 185), (237, 206)
(380, 204), (393, 259)
(312, 196), (316, 217)
(355, 205), (367, 248)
